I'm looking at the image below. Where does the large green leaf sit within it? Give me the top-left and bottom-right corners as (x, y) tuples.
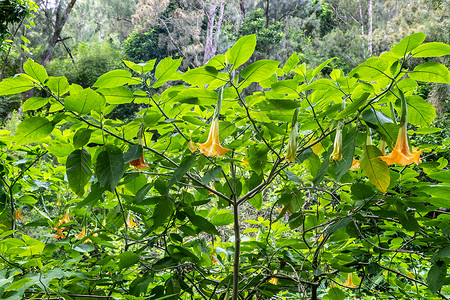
(335, 128), (358, 180)
(153, 197), (174, 228)
(14, 117), (54, 145)
(95, 145), (125, 192)
(73, 128), (93, 149)
(409, 62), (450, 84)
(153, 56), (183, 88)
(0, 76), (34, 95)
(170, 88), (218, 106)
(312, 57), (336, 78)
(123, 59), (156, 74)
(348, 57), (389, 80)
(225, 35), (256, 70)
(406, 95), (436, 127)
(183, 66), (219, 86)
(64, 88), (105, 114)
(93, 69), (135, 88)
(360, 145), (390, 193)
(23, 97), (49, 111)
(391, 32), (426, 57)
(201, 166), (222, 185)
(97, 86), (134, 104)
(46, 76), (69, 96)
(427, 260), (447, 294)
(187, 213), (220, 235)
(241, 60), (280, 84)
(412, 42), (450, 57)
(211, 210), (234, 226)
(66, 149), (92, 197)
(117, 251), (140, 268)
(23, 58), (48, 83)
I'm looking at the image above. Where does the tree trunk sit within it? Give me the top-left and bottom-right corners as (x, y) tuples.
(211, 0), (225, 56)
(265, 0), (270, 28)
(368, 0), (373, 56)
(203, 3), (216, 65)
(203, 0), (225, 65)
(42, 0), (77, 67)
(358, 0), (365, 59)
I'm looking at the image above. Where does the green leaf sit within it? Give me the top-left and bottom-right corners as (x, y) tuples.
(123, 144), (143, 164)
(64, 88), (105, 114)
(312, 57), (336, 78)
(97, 86), (134, 104)
(134, 183), (153, 204)
(271, 79), (299, 95)
(241, 59), (280, 84)
(46, 76), (69, 96)
(248, 193), (263, 210)
(428, 170), (450, 183)
(123, 59), (156, 74)
(406, 95), (436, 127)
(328, 287), (346, 300)
(351, 183), (375, 200)
(118, 251), (140, 268)
(349, 57), (389, 80)
(312, 147), (332, 187)
(427, 260), (447, 294)
(397, 205), (421, 232)
(187, 214), (220, 235)
(170, 88), (218, 106)
(391, 32), (426, 57)
(0, 76), (34, 95)
(15, 117), (54, 145)
(326, 217), (350, 234)
(201, 166), (222, 185)
(211, 210), (234, 226)
(153, 57), (183, 88)
(335, 128), (358, 180)
(283, 52), (299, 74)
(93, 69), (134, 88)
(412, 42), (450, 57)
(336, 92), (370, 119)
(360, 145), (390, 193)
(253, 99), (300, 111)
(23, 58), (48, 83)
(73, 128), (93, 149)
(66, 149), (92, 197)
(432, 246), (450, 263)
(183, 66), (219, 86)
(153, 197), (174, 228)
(167, 154), (196, 191)
(23, 97), (48, 111)
(95, 145), (125, 192)
(226, 35), (257, 70)
(409, 62), (450, 84)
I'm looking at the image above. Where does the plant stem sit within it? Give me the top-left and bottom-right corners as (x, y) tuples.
(232, 201), (241, 300)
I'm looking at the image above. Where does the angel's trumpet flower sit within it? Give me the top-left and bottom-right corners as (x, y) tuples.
(379, 91), (422, 166)
(285, 109), (299, 162)
(197, 88), (230, 157)
(130, 123), (149, 169)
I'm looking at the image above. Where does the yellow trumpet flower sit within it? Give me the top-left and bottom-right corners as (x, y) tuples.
(285, 122), (298, 162)
(343, 273), (357, 288)
(126, 213), (136, 228)
(197, 117), (230, 157)
(130, 154), (149, 169)
(330, 124), (343, 161)
(15, 207), (25, 220)
(379, 123), (422, 166)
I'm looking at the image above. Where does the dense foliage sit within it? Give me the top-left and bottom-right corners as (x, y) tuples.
(0, 33), (449, 300)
